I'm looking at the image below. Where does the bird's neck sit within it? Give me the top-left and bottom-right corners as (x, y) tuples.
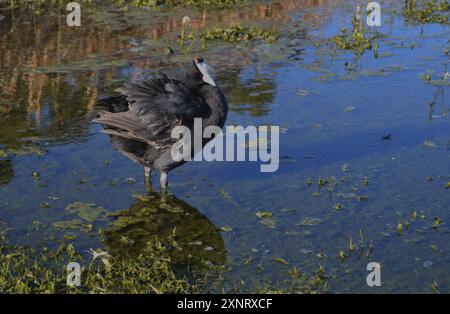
(200, 86), (228, 129)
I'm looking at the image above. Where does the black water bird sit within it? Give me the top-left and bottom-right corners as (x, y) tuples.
(94, 57), (228, 188)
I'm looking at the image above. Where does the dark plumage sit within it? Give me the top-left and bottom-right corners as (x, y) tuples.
(94, 57), (228, 188)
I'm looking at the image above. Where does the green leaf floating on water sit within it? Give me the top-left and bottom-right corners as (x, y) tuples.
(260, 217), (276, 229)
(273, 257), (289, 266)
(397, 223), (403, 236)
(220, 225), (233, 232)
(256, 211), (276, 228)
(432, 218), (442, 229)
(338, 250), (346, 261)
(424, 140), (438, 149)
(256, 211), (273, 218)
(0, 150), (7, 158)
(65, 202), (107, 222)
(445, 182), (450, 189)
(297, 217), (322, 226)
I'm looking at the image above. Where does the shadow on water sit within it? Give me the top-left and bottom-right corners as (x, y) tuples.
(104, 189), (226, 274)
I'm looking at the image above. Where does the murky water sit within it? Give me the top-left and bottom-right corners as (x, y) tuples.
(0, 0), (449, 293)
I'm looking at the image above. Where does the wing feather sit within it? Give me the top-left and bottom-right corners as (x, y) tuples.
(94, 75), (210, 147)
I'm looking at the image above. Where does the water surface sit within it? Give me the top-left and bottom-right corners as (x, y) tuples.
(0, 0), (449, 293)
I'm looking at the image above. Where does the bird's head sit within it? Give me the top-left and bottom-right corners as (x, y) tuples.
(193, 56), (216, 87)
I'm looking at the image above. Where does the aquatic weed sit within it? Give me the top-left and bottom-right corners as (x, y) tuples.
(200, 25), (277, 45)
(402, 0), (449, 25)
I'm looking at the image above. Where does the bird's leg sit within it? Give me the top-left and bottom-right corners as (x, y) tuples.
(160, 171), (168, 189)
(144, 167), (153, 193)
(144, 167), (152, 181)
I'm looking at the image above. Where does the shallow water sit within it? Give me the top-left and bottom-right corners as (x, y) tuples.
(0, 0), (449, 293)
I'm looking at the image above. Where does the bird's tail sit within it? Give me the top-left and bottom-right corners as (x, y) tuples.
(95, 95), (129, 113)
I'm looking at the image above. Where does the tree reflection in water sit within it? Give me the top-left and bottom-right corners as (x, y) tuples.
(0, 159), (14, 186)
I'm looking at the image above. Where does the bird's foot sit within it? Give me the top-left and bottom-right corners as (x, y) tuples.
(144, 167), (153, 193)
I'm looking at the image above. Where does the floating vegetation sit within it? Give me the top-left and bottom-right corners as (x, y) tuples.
(432, 217), (442, 229)
(333, 203), (344, 211)
(348, 237), (355, 252)
(338, 250), (346, 261)
(326, 7), (381, 55)
(32, 172), (41, 181)
(65, 202), (108, 222)
(424, 139), (438, 149)
(0, 232), (324, 293)
(273, 257), (289, 266)
(0, 239), (194, 293)
(402, 0), (449, 25)
(256, 211), (273, 218)
(256, 266), (328, 294)
(259, 216), (276, 229)
(219, 225), (233, 232)
(200, 25), (277, 47)
(123, 177), (137, 184)
(39, 202), (51, 209)
(397, 222), (403, 236)
(431, 280), (440, 293)
(364, 177), (370, 186)
(52, 219), (92, 231)
(422, 72), (433, 81)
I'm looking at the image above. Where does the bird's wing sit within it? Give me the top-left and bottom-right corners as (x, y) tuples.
(94, 75), (210, 147)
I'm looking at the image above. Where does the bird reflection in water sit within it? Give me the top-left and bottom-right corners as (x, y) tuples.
(104, 188), (226, 280)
